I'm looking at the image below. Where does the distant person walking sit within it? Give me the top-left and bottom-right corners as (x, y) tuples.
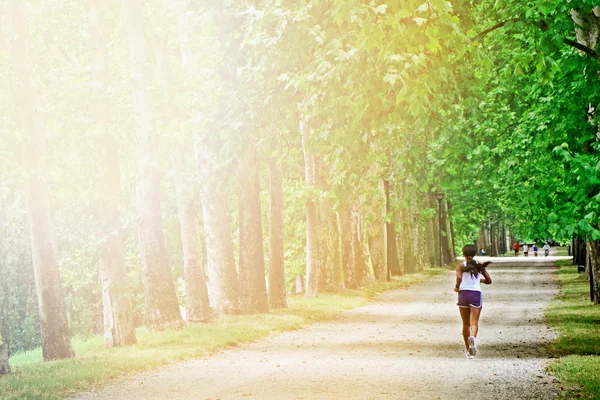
(533, 242), (538, 257)
(543, 242), (550, 256)
(523, 243), (529, 257)
(513, 241), (520, 257)
(454, 245), (493, 359)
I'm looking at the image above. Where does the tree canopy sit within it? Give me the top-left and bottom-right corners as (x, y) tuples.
(1, 0), (600, 364)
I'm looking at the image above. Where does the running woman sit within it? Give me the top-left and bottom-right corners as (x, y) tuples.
(454, 245), (492, 359)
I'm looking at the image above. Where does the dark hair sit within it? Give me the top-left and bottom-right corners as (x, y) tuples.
(461, 245), (490, 277)
(462, 244), (477, 258)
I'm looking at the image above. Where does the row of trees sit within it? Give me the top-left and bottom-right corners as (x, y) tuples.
(4, 0), (600, 377)
(0, 0), (462, 374)
(438, 2), (600, 301)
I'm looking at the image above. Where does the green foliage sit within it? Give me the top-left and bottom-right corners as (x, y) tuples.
(0, 192), (41, 354)
(2, 0), (600, 364)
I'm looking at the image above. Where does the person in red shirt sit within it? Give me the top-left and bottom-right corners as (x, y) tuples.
(513, 241), (520, 257)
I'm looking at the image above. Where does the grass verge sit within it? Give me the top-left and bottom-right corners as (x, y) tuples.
(545, 260), (600, 399)
(0, 268), (444, 400)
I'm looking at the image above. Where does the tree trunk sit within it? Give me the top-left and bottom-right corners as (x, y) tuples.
(88, 0), (136, 347)
(384, 180), (401, 276)
(173, 148), (211, 323)
(477, 223), (487, 256)
(239, 143), (269, 313)
(425, 195), (436, 267)
(123, 0), (183, 329)
(368, 226), (386, 280)
(352, 202), (370, 287)
(0, 328), (9, 374)
(401, 207), (417, 273)
(318, 202), (332, 290)
(575, 236), (587, 266)
(440, 199), (452, 265)
(174, 9), (212, 320)
(368, 179), (387, 280)
(268, 157), (287, 308)
(5, 0), (74, 361)
(586, 237), (600, 304)
(447, 202), (457, 259)
(570, 9), (600, 51)
(341, 209), (356, 289)
(195, 138), (241, 315)
(329, 212), (345, 290)
(430, 193), (442, 267)
(301, 120), (320, 297)
(400, 185), (417, 274)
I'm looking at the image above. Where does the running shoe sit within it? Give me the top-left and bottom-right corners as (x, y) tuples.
(468, 336), (478, 356)
(464, 349), (473, 359)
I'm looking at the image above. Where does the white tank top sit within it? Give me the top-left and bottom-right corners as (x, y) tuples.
(459, 261), (481, 292)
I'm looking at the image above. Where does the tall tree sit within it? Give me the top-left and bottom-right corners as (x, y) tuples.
(4, 0), (74, 361)
(195, 137), (242, 315)
(352, 201), (370, 286)
(440, 198), (453, 265)
(239, 142), (269, 313)
(173, 6), (212, 322)
(173, 147), (211, 322)
(88, 0), (136, 347)
(151, 21), (211, 324)
(301, 119), (321, 297)
(368, 187), (387, 280)
(268, 156), (287, 308)
(384, 180), (401, 277)
(123, 0), (183, 329)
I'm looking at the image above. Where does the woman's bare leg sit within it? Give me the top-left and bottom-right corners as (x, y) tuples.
(469, 306), (482, 338)
(459, 307), (470, 349)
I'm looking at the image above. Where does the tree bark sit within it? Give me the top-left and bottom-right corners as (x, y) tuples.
(173, 8), (212, 320)
(0, 327), (9, 374)
(239, 143), (269, 313)
(575, 236), (587, 266)
(384, 180), (401, 276)
(268, 157), (287, 308)
(5, 0), (74, 361)
(440, 199), (452, 265)
(123, 0), (183, 329)
(194, 137), (241, 315)
(318, 202), (332, 290)
(88, 0), (136, 347)
(401, 207), (417, 273)
(173, 148), (211, 323)
(341, 209), (357, 289)
(430, 192), (441, 267)
(570, 9), (600, 52)
(447, 202), (457, 259)
(352, 202), (370, 286)
(477, 222), (487, 256)
(425, 194), (436, 267)
(329, 212), (346, 291)
(400, 185), (417, 274)
(368, 179), (387, 280)
(301, 120), (320, 297)
(585, 237), (600, 304)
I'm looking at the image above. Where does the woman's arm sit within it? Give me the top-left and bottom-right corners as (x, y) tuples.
(454, 264), (463, 292)
(480, 269), (492, 285)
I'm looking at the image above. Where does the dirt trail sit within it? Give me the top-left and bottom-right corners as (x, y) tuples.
(74, 260), (561, 400)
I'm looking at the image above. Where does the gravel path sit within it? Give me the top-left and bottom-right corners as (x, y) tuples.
(73, 260), (561, 400)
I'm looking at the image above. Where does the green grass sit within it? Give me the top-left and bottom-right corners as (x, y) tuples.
(0, 268), (444, 400)
(545, 260), (600, 399)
